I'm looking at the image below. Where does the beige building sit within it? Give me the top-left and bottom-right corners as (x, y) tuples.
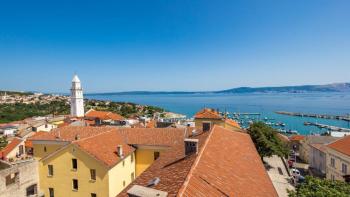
(299, 136), (338, 163)
(309, 143), (327, 177)
(0, 138), (26, 161)
(326, 135), (350, 183)
(193, 108), (240, 132)
(0, 159), (41, 197)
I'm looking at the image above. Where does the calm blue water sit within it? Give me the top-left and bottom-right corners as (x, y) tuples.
(86, 92), (350, 135)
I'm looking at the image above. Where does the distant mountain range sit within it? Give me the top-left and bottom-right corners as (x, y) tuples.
(87, 83), (350, 95)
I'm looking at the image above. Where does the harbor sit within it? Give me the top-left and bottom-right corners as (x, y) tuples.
(275, 111), (350, 122)
(222, 110), (350, 136)
(304, 122), (350, 132)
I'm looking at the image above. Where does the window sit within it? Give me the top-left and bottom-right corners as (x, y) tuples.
(123, 180), (126, 187)
(331, 158), (335, 168)
(49, 188), (54, 197)
(90, 169), (96, 181)
(130, 153), (134, 163)
(331, 174), (335, 181)
(26, 184), (37, 196)
(5, 172), (19, 186)
(19, 145), (24, 155)
(202, 122), (210, 132)
(72, 179), (78, 191)
(91, 193), (97, 197)
(154, 152), (160, 160)
(44, 146), (47, 152)
(48, 165), (53, 176)
(72, 159), (77, 170)
(122, 161), (125, 167)
(131, 172), (135, 181)
(342, 163), (348, 174)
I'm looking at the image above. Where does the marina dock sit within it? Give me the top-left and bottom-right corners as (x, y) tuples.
(275, 111), (350, 122)
(304, 122), (350, 132)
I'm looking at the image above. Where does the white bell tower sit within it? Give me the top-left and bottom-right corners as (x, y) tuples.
(70, 74), (84, 117)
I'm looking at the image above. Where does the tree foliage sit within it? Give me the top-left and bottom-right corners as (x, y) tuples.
(85, 100), (164, 118)
(0, 136), (8, 149)
(247, 122), (289, 159)
(0, 102), (70, 123)
(288, 176), (350, 197)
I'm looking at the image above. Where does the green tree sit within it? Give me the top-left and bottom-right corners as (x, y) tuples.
(247, 122), (289, 160)
(288, 176), (350, 197)
(0, 136), (8, 149)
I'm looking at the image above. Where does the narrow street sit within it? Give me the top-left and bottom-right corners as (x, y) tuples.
(264, 155), (295, 197)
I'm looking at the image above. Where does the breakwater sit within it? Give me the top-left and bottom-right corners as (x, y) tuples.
(275, 111), (350, 122)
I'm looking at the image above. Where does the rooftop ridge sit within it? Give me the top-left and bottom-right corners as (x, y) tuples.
(177, 124), (216, 195)
(71, 127), (117, 143)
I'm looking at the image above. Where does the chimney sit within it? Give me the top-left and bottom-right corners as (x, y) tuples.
(75, 134), (80, 140)
(117, 145), (124, 158)
(184, 138), (199, 155)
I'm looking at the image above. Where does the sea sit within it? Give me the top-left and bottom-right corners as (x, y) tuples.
(86, 92), (350, 135)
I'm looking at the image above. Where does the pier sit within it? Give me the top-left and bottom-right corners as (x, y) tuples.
(304, 122), (350, 132)
(275, 111), (350, 122)
(232, 112), (261, 116)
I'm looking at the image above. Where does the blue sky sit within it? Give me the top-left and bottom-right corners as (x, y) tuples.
(0, 0), (349, 93)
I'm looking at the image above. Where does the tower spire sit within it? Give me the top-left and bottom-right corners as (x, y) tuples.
(70, 74), (84, 117)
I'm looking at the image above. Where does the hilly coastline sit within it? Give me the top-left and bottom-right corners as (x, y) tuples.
(87, 83), (350, 95)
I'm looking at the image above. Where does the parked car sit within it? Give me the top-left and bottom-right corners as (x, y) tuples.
(291, 168), (300, 177)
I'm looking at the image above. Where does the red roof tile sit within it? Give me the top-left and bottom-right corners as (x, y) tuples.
(327, 135), (350, 156)
(118, 129), (210, 196)
(0, 138), (22, 158)
(146, 120), (157, 128)
(179, 125), (278, 197)
(85, 109), (124, 121)
(74, 131), (135, 168)
(30, 126), (187, 170)
(194, 108), (222, 119)
(289, 135), (305, 141)
(29, 126), (114, 142)
(117, 128), (185, 146)
(224, 118), (240, 128)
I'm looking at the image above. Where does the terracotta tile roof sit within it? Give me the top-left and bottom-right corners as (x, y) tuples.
(224, 118), (240, 128)
(25, 140), (33, 148)
(57, 122), (70, 128)
(118, 129), (210, 196)
(120, 126), (277, 197)
(194, 108), (222, 119)
(310, 143), (326, 152)
(179, 125), (278, 197)
(85, 109), (124, 121)
(327, 135), (350, 156)
(146, 120), (157, 128)
(117, 128), (185, 146)
(29, 126), (114, 142)
(289, 135), (305, 141)
(30, 126), (187, 170)
(0, 138), (22, 158)
(73, 131), (135, 168)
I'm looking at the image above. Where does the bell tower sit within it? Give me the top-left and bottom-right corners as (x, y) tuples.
(70, 74), (84, 117)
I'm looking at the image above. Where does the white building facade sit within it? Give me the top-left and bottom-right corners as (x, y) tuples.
(70, 75), (84, 117)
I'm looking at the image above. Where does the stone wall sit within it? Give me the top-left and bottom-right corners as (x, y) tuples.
(0, 159), (41, 197)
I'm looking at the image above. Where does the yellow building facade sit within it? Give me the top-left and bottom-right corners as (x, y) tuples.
(134, 145), (167, 176)
(33, 142), (135, 197)
(30, 126), (183, 197)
